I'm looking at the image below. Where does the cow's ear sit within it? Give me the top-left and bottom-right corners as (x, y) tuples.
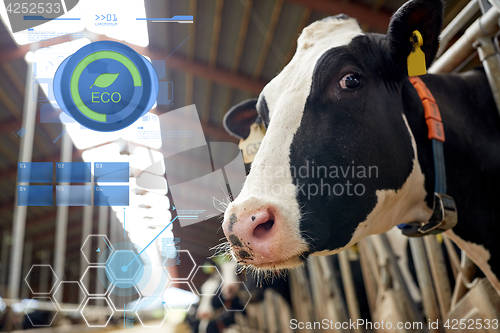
(223, 99), (259, 139)
(387, 0), (443, 75)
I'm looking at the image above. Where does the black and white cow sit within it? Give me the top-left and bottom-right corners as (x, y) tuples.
(222, 0), (500, 293)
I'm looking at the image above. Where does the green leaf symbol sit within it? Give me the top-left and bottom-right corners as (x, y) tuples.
(90, 73), (119, 88)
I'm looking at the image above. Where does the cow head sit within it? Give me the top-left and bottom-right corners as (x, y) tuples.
(222, 0), (442, 271)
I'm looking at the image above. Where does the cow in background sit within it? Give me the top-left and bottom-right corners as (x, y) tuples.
(186, 260), (241, 333)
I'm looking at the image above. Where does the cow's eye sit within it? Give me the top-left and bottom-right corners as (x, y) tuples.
(340, 73), (361, 89)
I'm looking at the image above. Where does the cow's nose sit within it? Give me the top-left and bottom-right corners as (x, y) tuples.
(223, 208), (277, 258)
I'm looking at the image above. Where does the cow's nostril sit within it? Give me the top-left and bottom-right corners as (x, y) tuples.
(253, 220), (274, 238)
(262, 220), (274, 230)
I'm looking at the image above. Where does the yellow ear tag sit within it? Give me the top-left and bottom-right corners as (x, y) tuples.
(238, 123), (265, 164)
(407, 30), (426, 77)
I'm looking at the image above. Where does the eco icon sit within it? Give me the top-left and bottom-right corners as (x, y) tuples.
(53, 41), (158, 132)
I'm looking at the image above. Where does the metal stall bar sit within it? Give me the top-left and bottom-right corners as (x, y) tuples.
(20, 241), (33, 299)
(475, 35), (500, 113)
(0, 232), (11, 295)
(95, 206), (109, 305)
(5, 57), (38, 331)
(39, 251), (50, 293)
(109, 210), (120, 307)
(9, 59), (38, 302)
(436, 0), (480, 57)
(378, 234), (427, 328)
(53, 130), (73, 303)
(423, 236), (452, 321)
(338, 250), (364, 333)
(79, 163), (94, 303)
(79, 205), (93, 304)
(318, 256), (350, 325)
(409, 238), (442, 333)
(429, 7), (499, 73)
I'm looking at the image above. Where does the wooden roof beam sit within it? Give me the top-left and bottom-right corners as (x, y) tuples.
(185, 0), (197, 106)
(253, 0), (284, 79)
(222, 0), (254, 121)
(1, 63), (25, 96)
(203, 0), (225, 123)
(0, 85), (21, 117)
(285, 0), (392, 32)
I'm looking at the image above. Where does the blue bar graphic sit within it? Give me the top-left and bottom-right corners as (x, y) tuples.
(18, 162), (53, 183)
(94, 186), (129, 206)
(24, 16), (80, 20)
(94, 162), (129, 183)
(18, 186), (53, 206)
(136, 15), (193, 21)
(56, 162), (92, 183)
(56, 185), (92, 206)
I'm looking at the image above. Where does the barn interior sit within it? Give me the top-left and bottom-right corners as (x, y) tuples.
(0, 0), (499, 332)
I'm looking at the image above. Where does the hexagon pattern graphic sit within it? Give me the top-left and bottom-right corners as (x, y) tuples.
(53, 281), (86, 311)
(163, 281), (198, 312)
(135, 296), (170, 327)
(108, 282), (142, 312)
(218, 282), (251, 312)
(25, 297), (58, 327)
(190, 265), (223, 296)
(163, 250), (196, 280)
(26, 235), (254, 326)
(106, 250), (144, 288)
(25, 265), (58, 294)
(80, 266), (110, 296)
(81, 297), (114, 327)
(81, 235), (114, 265)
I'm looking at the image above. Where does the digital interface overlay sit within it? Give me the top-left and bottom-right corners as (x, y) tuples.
(2, 0), (250, 329)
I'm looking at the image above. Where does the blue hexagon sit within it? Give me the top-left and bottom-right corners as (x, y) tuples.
(106, 250), (144, 288)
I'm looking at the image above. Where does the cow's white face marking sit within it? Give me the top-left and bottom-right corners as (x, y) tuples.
(225, 18), (364, 268)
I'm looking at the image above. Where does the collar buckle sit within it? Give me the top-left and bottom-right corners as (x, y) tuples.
(401, 192), (458, 237)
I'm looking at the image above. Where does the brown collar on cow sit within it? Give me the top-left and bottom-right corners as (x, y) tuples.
(398, 77), (458, 237)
